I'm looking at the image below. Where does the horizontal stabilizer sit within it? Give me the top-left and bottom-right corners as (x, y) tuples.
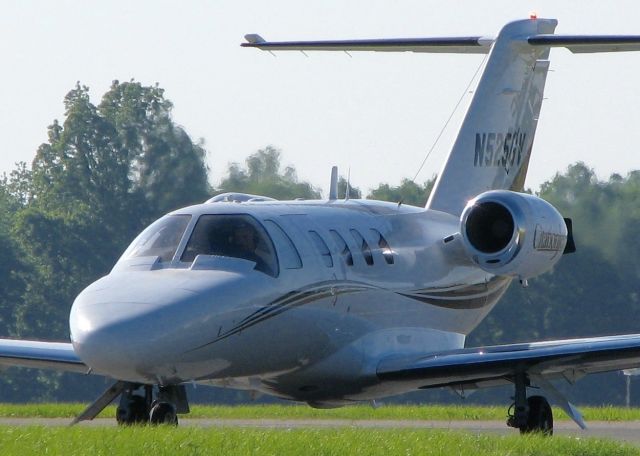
(242, 36), (493, 54)
(529, 34), (640, 53)
(243, 32), (640, 55)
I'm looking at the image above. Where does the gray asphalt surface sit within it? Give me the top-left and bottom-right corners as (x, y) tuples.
(1, 418), (640, 445)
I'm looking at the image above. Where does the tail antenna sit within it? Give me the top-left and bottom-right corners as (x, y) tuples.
(345, 168), (351, 201)
(329, 166), (338, 200)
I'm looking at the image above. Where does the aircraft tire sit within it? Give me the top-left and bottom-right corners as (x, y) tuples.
(116, 395), (149, 425)
(520, 395), (553, 436)
(149, 401), (178, 426)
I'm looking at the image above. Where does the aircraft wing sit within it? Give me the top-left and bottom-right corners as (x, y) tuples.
(378, 333), (640, 389)
(0, 338), (88, 374)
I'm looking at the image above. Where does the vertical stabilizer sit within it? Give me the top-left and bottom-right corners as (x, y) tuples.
(426, 19), (557, 215)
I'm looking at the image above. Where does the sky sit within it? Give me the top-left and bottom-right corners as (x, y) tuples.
(2, 0), (640, 197)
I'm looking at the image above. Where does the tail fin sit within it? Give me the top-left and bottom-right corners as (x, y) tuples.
(426, 19), (557, 215)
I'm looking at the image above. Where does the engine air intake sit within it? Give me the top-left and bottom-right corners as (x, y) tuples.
(465, 202), (514, 253)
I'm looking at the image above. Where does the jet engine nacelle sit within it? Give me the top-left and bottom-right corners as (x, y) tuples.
(460, 190), (568, 279)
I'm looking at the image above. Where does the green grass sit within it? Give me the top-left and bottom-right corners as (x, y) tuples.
(0, 405), (637, 455)
(0, 427), (636, 456)
(1, 403), (640, 421)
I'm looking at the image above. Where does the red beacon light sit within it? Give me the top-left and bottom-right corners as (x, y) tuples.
(530, 12), (538, 20)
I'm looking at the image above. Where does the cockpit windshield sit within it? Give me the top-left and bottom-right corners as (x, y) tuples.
(181, 214), (278, 277)
(122, 214), (191, 262)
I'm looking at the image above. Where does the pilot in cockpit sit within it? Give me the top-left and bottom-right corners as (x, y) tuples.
(228, 222), (271, 275)
(177, 214), (277, 276)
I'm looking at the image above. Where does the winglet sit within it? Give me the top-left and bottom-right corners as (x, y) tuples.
(244, 34), (266, 44)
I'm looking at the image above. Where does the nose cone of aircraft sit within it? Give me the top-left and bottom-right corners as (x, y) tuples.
(70, 270), (242, 382)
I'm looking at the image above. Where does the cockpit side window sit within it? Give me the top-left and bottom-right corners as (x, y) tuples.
(122, 214), (191, 263)
(180, 214), (278, 277)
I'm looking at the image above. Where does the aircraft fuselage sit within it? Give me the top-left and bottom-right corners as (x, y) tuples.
(70, 199), (510, 404)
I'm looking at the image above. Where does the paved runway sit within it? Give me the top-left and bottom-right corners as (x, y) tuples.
(2, 418), (640, 445)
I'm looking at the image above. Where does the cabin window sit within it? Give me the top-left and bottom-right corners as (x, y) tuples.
(329, 230), (353, 266)
(350, 229), (374, 266)
(263, 220), (303, 269)
(180, 214), (278, 277)
(308, 231), (333, 267)
(123, 214), (191, 263)
(371, 229), (395, 265)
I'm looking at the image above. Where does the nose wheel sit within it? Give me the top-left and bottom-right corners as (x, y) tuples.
(116, 391), (150, 425)
(116, 384), (187, 426)
(150, 402), (178, 425)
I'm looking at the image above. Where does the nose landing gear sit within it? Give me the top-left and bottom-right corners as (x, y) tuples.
(115, 384), (188, 426)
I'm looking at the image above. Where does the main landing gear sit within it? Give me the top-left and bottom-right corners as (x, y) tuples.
(116, 384), (189, 426)
(506, 372), (553, 435)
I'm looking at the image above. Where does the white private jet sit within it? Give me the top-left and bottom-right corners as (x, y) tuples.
(4, 17), (640, 435)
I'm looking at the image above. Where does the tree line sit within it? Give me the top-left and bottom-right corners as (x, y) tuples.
(1, 81), (639, 405)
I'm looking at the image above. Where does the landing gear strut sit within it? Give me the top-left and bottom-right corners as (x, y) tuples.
(506, 372), (553, 435)
(116, 384), (188, 426)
